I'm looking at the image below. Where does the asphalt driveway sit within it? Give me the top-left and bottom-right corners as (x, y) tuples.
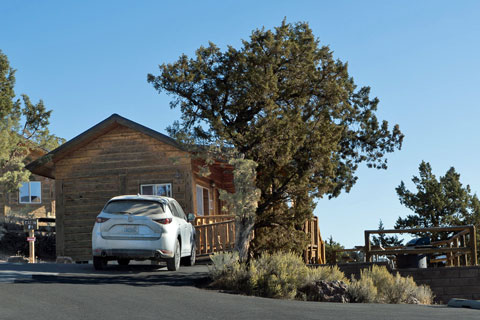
(0, 261), (478, 320)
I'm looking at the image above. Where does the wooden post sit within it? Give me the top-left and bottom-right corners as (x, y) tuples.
(454, 238), (460, 266)
(447, 241), (453, 266)
(28, 229), (35, 264)
(364, 231), (371, 262)
(470, 225), (477, 266)
(463, 234), (468, 266)
(321, 240), (326, 264)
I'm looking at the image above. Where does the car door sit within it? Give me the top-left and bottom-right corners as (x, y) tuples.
(168, 201), (190, 256)
(172, 200), (192, 255)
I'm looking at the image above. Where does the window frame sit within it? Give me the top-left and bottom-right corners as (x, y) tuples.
(196, 184), (211, 216)
(140, 183), (172, 197)
(19, 181), (42, 204)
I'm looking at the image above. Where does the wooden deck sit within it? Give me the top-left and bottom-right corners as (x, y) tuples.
(336, 225), (477, 266)
(194, 215), (325, 264)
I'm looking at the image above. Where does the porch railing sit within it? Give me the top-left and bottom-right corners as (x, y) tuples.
(193, 215), (325, 264)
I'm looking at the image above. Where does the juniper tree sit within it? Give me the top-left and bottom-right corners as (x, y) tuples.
(148, 20), (403, 255)
(372, 220), (403, 247)
(396, 161), (480, 241)
(0, 50), (63, 193)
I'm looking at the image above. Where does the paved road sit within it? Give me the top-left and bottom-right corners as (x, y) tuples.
(0, 262), (478, 320)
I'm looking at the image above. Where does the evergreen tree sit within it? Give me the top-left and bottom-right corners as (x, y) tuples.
(396, 161), (480, 241)
(325, 236), (344, 264)
(371, 220), (403, 247)
(0, 50), (64, 193)
(148, 20), (403, 255)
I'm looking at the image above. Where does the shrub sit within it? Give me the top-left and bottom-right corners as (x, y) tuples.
(208, 253), (433, 305)
(306, 265), (349, 283)
(348, 276), (377, 303)
(249, 251), (309, 299)
(209, 252), (251, 292)
(348, 265), (433, 304)
(209, 251), (348, 299)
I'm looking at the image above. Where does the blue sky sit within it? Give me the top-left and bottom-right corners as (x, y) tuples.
(2, 1), (479, 247)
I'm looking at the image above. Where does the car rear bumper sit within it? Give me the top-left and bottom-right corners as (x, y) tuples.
(92, 248), (174, 260)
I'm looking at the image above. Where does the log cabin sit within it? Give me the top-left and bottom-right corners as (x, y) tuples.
(27, 114), (325, 263)
(27, 114), (235, 261)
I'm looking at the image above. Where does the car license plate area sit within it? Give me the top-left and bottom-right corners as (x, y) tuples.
(124, 225), (139, 234)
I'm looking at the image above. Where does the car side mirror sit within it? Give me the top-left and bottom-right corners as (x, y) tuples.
(187, 213), (195, 223)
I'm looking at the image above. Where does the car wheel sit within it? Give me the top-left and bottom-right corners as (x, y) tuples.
(167, 239), (181, 271)
(93, 256), (107, 270)
(182, 241), (196, 266)
(117, 259), (130, 266)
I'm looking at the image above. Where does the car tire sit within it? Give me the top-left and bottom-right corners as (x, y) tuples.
(182, 241), (196, 266)
(93, 256), (107, 270)
(167, 239), (181, 271)
(117, 259), (130, 266)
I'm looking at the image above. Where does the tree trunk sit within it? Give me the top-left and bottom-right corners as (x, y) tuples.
(234, 217), (255, 262)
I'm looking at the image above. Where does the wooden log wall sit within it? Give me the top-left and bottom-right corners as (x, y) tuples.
(1, 174), (55, 219)
(54, 125), (193, 261)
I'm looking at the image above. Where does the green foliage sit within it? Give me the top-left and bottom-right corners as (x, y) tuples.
(0, 50), (64, 193)
(348, 265), (433, 304)
(371, 220), (403, 247)
(396, 161), (480, 242)
(324, 236), (345, 264)
(219, 158), (261, 221)
(219, 158), (261, 261)
(149, 20), (403, 255)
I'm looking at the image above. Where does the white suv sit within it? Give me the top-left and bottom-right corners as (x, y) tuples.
(92, 195), (196, 271)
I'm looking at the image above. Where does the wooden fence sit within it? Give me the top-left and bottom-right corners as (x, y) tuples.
(194, 215), (326, 264)
(364, 225), (477, 266)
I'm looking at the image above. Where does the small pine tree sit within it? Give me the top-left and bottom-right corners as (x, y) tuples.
(371, 220), (403, 247)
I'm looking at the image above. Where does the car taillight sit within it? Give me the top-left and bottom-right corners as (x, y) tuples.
(96, 217), (110, 223)
(154, 218), (172, 225)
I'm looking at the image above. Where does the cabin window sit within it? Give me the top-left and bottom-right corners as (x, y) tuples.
(140, 183), (172, 197)
(19, 181), (42, 204)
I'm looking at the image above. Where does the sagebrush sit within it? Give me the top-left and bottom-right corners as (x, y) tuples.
(209, 252), (433, 304)
(348, 265), (433, 304)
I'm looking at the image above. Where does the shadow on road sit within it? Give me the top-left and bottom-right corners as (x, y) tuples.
(19, 272), (210, 288)
(6, 263), (211, 288)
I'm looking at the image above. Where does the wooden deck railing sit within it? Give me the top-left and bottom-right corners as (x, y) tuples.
(194, 215), (235, 226)
(364, 225), (477, 266)
(303, 216), (325, 264)
(194, 215), (325, 264)
(195, 217), (235, 256)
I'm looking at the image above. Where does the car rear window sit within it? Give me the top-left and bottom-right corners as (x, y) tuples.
(103, 200), (165, 215)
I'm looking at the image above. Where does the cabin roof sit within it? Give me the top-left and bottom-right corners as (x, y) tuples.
(26, 113), (182, 179)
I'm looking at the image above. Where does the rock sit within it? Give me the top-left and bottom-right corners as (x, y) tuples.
(7, 256), (29, 263)
(407, 296), (420, 304)
(56, 256), (74, 264)
(299, 280), (351, 303)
